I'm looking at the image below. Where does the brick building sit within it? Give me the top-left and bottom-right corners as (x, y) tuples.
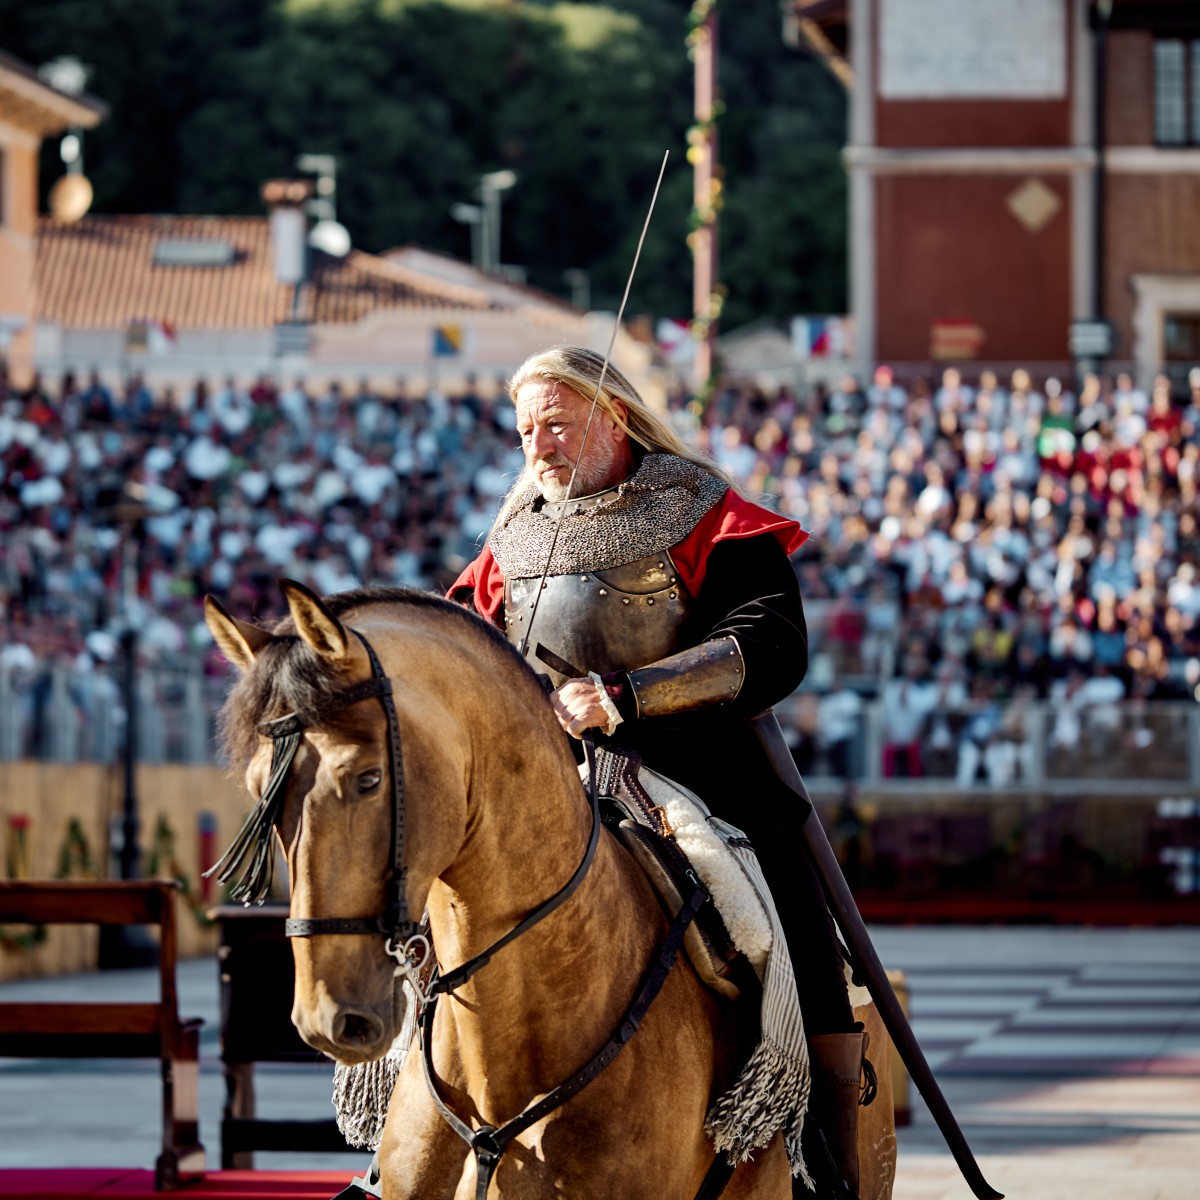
(791, 0), (1200, 386)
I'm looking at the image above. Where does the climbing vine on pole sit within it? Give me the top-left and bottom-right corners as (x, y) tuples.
(686, 0), (724, 407)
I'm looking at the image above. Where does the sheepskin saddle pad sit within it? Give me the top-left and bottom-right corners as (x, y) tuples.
(586, 744), (772, 1002)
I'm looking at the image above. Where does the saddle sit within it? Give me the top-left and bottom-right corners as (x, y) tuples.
(589, 744), (762, 1003)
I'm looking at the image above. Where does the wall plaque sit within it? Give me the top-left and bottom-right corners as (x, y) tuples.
(880, 0), (1066, 99)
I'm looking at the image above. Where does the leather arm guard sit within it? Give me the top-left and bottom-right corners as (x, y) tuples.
(619, 635), (746, 720)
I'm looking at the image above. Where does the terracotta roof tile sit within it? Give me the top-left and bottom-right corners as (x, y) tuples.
(35, 215), (498, 331)
(308, 250), (494, 324)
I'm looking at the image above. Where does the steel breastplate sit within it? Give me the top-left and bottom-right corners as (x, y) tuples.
(505, 550), (694, 687)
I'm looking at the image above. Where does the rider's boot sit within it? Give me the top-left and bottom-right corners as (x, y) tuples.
(803, 1028), (871, 1199)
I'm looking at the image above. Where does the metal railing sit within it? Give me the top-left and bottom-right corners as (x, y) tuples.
(0, 662), (223, 766)
(4, 659), (1199, 796)
(776, 696), (1200, 794)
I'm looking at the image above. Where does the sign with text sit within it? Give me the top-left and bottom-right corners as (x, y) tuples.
(930, 319), (986, 360)
(1069, 320), (1114, 359)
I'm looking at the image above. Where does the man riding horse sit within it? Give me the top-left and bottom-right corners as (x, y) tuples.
(449, 345), (868, 1198)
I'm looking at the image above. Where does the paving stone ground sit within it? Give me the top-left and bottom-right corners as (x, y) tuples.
(1, 925), (1197, 1199)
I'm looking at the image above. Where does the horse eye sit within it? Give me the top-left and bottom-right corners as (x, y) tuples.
(358, 768), (383, 794)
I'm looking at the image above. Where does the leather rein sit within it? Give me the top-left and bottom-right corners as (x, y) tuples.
(229, 625), (719, 1200)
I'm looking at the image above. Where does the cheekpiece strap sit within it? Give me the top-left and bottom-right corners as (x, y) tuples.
(211, 632), (400, 916)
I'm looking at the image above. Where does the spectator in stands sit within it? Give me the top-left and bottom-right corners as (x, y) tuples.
(818, 686), (863, 780)
(879, 655), (934, 777)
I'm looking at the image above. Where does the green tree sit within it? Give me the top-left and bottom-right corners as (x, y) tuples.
(2, 0), (848, 326)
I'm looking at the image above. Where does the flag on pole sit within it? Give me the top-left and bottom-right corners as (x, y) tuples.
(432, 325), (463, 358)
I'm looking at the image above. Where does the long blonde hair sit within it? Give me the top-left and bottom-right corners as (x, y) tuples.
(497, 345), (735, 523)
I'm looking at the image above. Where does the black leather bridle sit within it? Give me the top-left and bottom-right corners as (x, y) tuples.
(281, 632), (416, 945)
(212, 624), (725, 1200)
(207, 629), (418, 950)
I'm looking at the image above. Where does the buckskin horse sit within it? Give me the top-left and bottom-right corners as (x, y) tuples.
(205, 580), (798, 1199)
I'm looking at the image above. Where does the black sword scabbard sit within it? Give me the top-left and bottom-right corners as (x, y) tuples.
(751, 712), (1004, 1200)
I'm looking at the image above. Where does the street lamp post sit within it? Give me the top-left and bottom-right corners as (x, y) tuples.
(451, 202), (484, 270)
(563, 269), (591, 311)
(96, 482), (180, 967)
(98, 494), (155, 967)
(479, 169), (518, 275)
(296, 153), (351, 258)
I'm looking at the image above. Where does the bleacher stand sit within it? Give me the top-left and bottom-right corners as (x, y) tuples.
(3, 358), (1200, 787)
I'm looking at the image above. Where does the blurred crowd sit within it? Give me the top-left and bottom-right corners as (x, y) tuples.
(3, 355), (1200, 776)
(695, 362), (1200, 781)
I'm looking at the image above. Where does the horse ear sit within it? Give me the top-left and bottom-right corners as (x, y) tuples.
(204, 595), (274, 672)
(279, 578), (351, 661)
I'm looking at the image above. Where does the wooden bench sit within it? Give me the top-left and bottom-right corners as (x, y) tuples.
(209, 904), (355, 1168)
(0, 880), (204, 1189)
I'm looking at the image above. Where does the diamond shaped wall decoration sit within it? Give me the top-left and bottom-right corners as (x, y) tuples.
(1006, 177), (1062, 233)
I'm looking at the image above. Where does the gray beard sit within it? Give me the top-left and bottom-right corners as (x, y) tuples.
(534, 443), (618, 501)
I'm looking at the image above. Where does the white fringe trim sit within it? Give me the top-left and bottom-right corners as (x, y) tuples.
(331, 985), (417, 1150)
(705, 1038), (815, 1187)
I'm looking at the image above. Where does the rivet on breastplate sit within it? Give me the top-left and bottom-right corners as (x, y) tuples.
(669, 591), (677, 600)
(646, 598), (655, 605)
(580, 575), (588, 582)
(657, 562), (665, 569)
(598, 588), (608, 596)
(622, 598), (631, 605)
(670, 577), (677, 584)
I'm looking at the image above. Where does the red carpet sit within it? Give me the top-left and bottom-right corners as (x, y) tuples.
(0, 1170), (354, 1198)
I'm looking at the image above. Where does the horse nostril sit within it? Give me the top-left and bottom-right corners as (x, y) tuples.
(334, 1009), (384, 1048)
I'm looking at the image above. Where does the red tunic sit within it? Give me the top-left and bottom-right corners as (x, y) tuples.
(448, 488), (808, 623)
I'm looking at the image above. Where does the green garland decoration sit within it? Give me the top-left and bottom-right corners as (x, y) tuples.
(1, 816), (95, 954)
(145, 815), (215, 929)
(685, 0), (725, 409)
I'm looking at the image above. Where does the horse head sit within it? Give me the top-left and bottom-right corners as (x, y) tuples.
(205, 580), (470, 1064)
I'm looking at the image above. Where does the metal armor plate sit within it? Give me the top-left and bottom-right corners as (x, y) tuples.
(504, 551), (693, 687)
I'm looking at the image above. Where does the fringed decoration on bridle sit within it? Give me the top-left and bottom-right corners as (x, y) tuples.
(205, 711), (305, 904)
(207, 661), (397, 910)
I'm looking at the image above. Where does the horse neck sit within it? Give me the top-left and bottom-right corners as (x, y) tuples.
(429, 712), (605, 974)
(425, 715), (657, 1105)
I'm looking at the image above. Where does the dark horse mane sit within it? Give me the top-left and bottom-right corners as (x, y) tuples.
(217, 584), (534, 774)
